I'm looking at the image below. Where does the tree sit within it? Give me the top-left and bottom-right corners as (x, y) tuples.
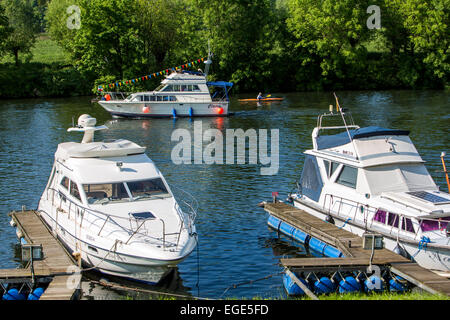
(0, 3), (11, 53)
(2, 0), (39, 66)
(286, 0), (374, 89)
(135, 0), (184, 70)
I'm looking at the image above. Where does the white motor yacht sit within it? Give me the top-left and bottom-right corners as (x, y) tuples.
(288, 104), (450, 275)
(98, 54), (233, 118)
(37, 115), (198, 283)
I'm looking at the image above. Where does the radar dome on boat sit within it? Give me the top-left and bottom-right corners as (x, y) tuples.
(77, 114), (97, 128)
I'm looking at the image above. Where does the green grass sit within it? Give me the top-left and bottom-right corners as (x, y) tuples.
(292, 291), (449, 300)
(0, 33), (69, 64)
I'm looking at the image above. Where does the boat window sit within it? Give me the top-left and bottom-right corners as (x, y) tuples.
(336, 165), (358, 189)
(387, 212), (399, 228)
(373, 209), (387, 224)
(169, 96), (177, 101)
(163, 96), (169, 101)
(149, 96), (156, 101)
(143, 95), (150, 102)
(323, 160), (330, 176)
(420, 217), (450, 232)
(401, 217), (415, 233)
(126, 178), (170, 200)
(181, 85), (187, 91)
(162, 85), (173, 92)
(300, 155), (323, 202)
(193, 85), (200, 91)
(61, 176), (69, 190)
(323, 160), (340, 178)
(70, 181), (81, 201)
(157, 96), (163, 101)
(83, 183), (130, 204)
(173, 85), (180, 91)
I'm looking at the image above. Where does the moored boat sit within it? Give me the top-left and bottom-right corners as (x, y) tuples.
(37, 114), (198, 283)
(282, 100), (450, 275)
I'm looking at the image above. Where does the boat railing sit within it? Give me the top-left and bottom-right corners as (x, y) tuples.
(323, 193), (426, 241)
(45, 187), (183, 250)
(102, 92), (130, 100)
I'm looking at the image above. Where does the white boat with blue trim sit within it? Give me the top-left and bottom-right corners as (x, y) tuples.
(98, 54), (233, 118)
(286, 102), (450, 275)
(37, 115), (198, 283)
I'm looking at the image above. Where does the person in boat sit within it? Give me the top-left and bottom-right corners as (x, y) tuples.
(257, 92), (263, 100)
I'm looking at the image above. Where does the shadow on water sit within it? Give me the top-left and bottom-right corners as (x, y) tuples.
(0, 90), (448, 299)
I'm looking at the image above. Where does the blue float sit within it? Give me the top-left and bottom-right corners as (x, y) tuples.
(292, 228), (310, 244)
(364, 275), (384, 292)
(279, 221), (295, 237)
(189, 107), (193, 117)
(314, 277), (336, 294)
(267, 215), (281, 230)
(323, 245), (343, 258)
(308, 237), (327, 254)
(2, 288), (27, 300)
(27, 287), (45, 300)
(338, 276), (361, 293)
(172, 108), (177, 118)
(283, 273), (309, 296)
(389, 275), (408, 292)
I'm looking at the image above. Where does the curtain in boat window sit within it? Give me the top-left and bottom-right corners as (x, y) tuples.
(300, 155), (323, 202)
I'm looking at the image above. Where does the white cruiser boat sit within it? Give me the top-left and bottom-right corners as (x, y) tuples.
(37, 115), (198, 283)
(98, 55), (233, 118)
(289, 105), (450, 274)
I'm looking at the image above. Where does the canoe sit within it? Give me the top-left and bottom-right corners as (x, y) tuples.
(238, 97), (284, 102)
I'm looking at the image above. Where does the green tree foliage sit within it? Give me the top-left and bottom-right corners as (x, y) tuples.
(0, 3), (11, 53)
(40, 0), (449, 95)
(2, 0), (39, 66)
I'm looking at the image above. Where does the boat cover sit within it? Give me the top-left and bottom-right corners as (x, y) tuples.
(206, 81), (234, 88)
(316, 126), (410, 150)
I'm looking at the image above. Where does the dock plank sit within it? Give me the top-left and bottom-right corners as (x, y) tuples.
(2, 210), (80, 300)
(263, 202), (450, 296)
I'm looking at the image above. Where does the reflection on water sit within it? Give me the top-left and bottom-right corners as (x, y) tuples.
(0, 90), (448, 299)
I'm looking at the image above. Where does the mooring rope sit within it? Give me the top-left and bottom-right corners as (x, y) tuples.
(219, 271), (285, 298)
(89, 279), (211, 300)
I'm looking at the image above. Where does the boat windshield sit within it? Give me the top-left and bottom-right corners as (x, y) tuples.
(127, 178), (171, 200)
(83, 183), (130, 204)
(83, 178), (170, 204)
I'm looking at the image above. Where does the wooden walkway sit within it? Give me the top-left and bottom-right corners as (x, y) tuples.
(3, 209), (80, 300)
(263, 202), (450, 297)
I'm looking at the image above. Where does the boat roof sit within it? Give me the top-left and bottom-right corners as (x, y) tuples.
(310, 126), (424, 167)
(206, 81), (233, 88)
(55, 139), (146, 160)
(316, 126), (410, 150)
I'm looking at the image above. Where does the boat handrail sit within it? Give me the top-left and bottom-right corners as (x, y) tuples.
(46, 187), (191, 250)
(322, 193), (426, 240)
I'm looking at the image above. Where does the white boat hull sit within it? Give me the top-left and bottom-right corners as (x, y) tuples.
(38, 202), (197, 284)
(292, 199), (450, 273)
(98, 101), (229, 118)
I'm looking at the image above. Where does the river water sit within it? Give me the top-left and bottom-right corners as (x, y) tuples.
(0, 90), (448, 299)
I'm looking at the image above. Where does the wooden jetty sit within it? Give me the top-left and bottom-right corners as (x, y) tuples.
(2, 209), (81, 300)
(263, 201), (450, 297)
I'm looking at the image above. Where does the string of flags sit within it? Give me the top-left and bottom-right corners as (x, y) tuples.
(97, 57), (207, 92)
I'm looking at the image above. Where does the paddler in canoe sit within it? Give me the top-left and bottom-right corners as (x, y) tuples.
(239, 93), (284, 102)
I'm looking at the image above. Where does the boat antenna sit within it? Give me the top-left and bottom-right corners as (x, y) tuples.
(334, 93), (359, 160)
(204, 39), (213, 78)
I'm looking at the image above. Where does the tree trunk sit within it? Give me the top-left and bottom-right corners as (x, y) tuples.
(13, 48), (19, 66)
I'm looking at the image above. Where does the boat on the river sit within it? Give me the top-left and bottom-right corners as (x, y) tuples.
(97, 53), (233, 118)
(37, 114), (198, 283)
(285, 100), (450, 275)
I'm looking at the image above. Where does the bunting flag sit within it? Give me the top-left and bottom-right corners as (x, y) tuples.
(98, 57), (207, 92)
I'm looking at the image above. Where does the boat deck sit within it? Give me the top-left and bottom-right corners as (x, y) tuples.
(2, 209), (81, 300)
(263, 201), (450, 297)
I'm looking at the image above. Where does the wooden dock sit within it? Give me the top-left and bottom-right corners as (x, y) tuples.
(263, 202), (450, 297)
(2, 209), (81, 300)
